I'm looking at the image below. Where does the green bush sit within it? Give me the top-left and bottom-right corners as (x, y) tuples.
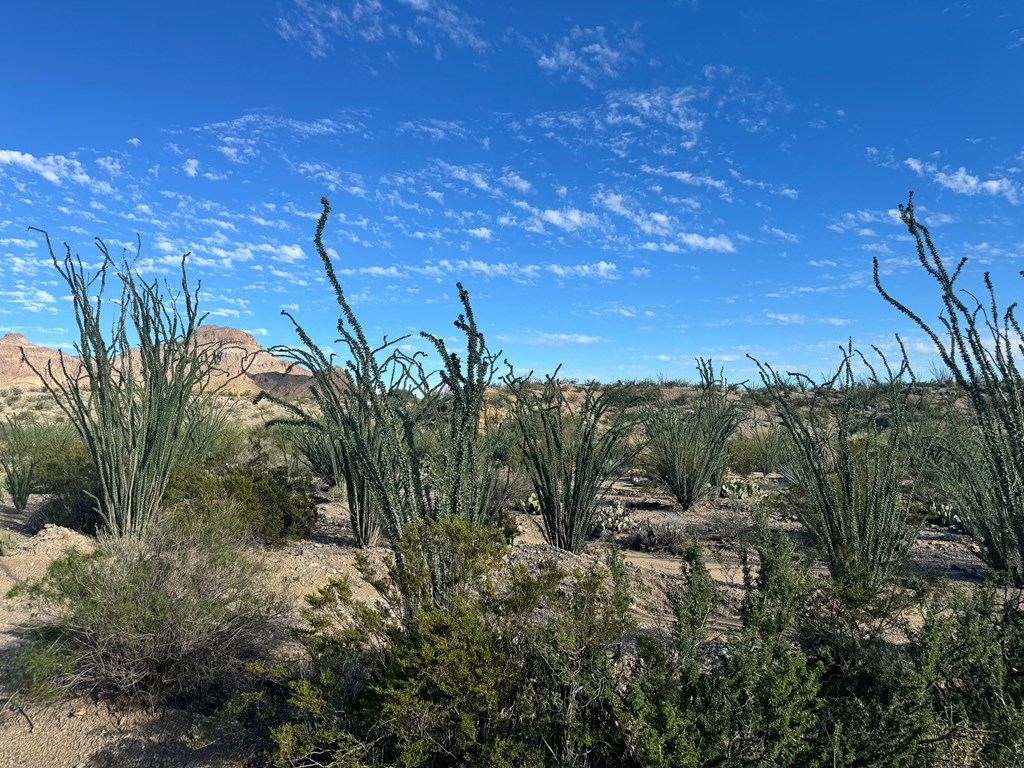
(236, 517), (638, 768)
(727, 424), (790, 477)
(8, 505), (288, 709)
(633, 521), (692, 556)
(26, 429), (102, 534)
(626, 529), (821, 767)
(164, 458), (319, 547)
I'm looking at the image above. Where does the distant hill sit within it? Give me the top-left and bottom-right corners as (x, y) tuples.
(0, 325), (331, 399)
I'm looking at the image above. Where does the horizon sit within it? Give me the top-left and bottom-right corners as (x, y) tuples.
(1, 2), (1021, 383)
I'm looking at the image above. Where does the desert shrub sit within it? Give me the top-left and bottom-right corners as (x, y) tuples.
(23, 230), (237, 536)
(240, 517), (637, 768)
(0, 531), (14, 555)
(642, 359), (743, 510)
(164, 457), (318, 547)
(875, 194), (1024, 585)
(633, 521), (693, 556)
(910, 584), (1024, 765)
(626, 530), (821, 767)
(727, 423), (791, 477)
(752, 343), (920, 599)
(26, 430), (102, 534)
(9, 504), (287, 709)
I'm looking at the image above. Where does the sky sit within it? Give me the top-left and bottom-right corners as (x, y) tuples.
(0, 1), (1021, 383)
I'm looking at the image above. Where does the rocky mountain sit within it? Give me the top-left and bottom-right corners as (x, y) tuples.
(0, 325), (327, 399)
(0, 332), (78, 388)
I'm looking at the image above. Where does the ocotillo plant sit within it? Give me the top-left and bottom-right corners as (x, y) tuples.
(291, 401), (381, 548)
(751, 342), (919, 599)
(642, 359), (742, 510)
(23, 231), (228, 537)
(875, 193), (1024, 584)
(504, 370), (641, 553)
(0, 415), (39, 511)
(258, 198), (502, 550)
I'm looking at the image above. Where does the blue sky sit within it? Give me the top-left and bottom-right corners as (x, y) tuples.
(1, 2), (1021, 382)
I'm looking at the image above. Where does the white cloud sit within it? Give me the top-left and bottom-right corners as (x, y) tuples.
(276, 0), (487, 58)
(538, 206), (599, 232)
(96, 156), (121, 176)
(762, 225), (799, 243)
(0, 238), (37, 249)
(904, 157), (1019, 204)
(0, 150), (112, 193)
(216, 137), (259, 163)
(0, 286), (57, 314)
(399, 118), (468, 141)
(499, 171), (532, 193)
(934, 167), (1018, 202)
(767, 313), (805, 324)
(127, 137), (142, 147)
(253, 243), (305, 263)
(502, 331), (610, 346)
(678, 232), (735, 252)
(537, 25), (642, 88)
(183, 158), (200, 177)
(466, 226), (492, 239)
(641, 163), (729, 194)
(547, 261), (618, 279)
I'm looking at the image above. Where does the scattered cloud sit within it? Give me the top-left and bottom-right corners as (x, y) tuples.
(0, 150), (112, 193)
(677, 232), (735, 252)
(767, 312), (805, 324)
(537, 206), (600, 232)
(501, 331), (610, 346)
(399, 118), (468, 141)
(536, 25), (643, 88)
(276, 0), (487, 59)
(762, 225), (799, 243)
(904, 157), (1020, 204)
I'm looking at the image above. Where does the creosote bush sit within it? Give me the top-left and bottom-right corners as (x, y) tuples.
(163, 456), (319, 547)
(9, 504), (288, 709)
(235, 516), (638, 768)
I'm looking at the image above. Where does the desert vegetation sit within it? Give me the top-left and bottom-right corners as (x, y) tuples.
(4, 194), (1024, 766)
